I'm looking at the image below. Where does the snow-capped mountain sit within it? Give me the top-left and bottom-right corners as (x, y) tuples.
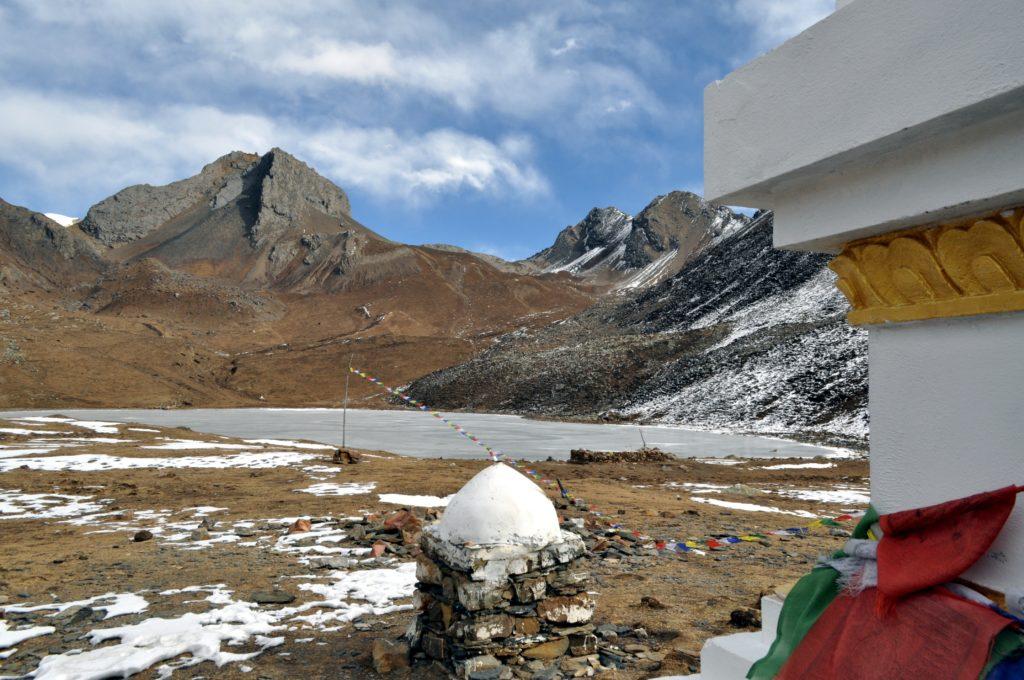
(405, 211), (868, 447)
(522, 191), (748, 290)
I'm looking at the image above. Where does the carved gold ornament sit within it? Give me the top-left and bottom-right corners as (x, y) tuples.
(830, 208), (1024, 325)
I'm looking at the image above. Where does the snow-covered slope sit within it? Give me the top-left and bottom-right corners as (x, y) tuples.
(406, 212), (868, 447)
(522, 192), (748, 290)
(43, 213), (79, 227)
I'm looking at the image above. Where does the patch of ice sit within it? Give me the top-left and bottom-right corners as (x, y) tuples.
(0, 451), (317, 472)
(297, 482), (376, 497)
(690, 496), (818, 518)
(378, 493), (452, 507)
(32, 437), (132, 444)
(143, 439), (255, 451)
(692, 458), (745, 466)
(0, 620), (55, 649)
(245, 439), (334, 450)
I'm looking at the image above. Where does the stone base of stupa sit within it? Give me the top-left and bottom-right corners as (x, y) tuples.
(406, 463), (599, 678)
(410, 529), (596, 678)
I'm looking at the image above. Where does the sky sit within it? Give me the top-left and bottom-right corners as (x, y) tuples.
(0, 0), (833, 261)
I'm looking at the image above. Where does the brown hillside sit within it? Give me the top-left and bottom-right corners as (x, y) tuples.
(0, 149), (595, 408)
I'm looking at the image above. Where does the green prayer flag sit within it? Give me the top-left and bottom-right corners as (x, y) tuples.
(746, 507), (879, 679)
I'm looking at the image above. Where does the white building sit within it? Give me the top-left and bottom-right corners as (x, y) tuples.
(697, 0), (1024, 676)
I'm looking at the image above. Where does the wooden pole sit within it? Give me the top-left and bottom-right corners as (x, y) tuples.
(342, 354), (352, 449)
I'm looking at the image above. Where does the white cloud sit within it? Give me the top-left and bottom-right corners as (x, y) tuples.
(296, 128), (548, 200)
(726, 0), (834, 52)
(551, 37), (579, 56)
(0, 88), (547, 206)
(2, 1), (662, 127)
(272, 41), (400, 82)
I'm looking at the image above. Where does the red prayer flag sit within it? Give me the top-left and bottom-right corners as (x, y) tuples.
(778, 587), (1012, 680)
(877, 485), (1022, 599)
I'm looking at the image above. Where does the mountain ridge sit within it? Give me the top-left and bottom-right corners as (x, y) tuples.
(520, 191), (749, 290)
(404, 212), (868, 447)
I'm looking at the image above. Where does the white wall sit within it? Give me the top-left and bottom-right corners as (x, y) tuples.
(704, 0), (1024, 250)
(870, 311), (1024, 593)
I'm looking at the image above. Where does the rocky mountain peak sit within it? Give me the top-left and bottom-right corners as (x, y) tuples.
(247, 148), (351, 247)
(579, 207), (632, 246)
(78, 148), (351, 249)
(80, 151), (259, 245)
(523, 192), (749, 289)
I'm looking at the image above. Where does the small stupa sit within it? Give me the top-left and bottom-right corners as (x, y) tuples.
(409, 463), (596, 678)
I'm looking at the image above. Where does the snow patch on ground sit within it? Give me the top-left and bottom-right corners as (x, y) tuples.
(0, 489), (109, 520)
(32, 601), (284, 680)
(378, 493), (452, 507)
(289, 563), (417, 628)
(760, 462), (835, 470)
(0, 451), (317, 472)
(0, 621), (55, 649)
(690, 496), (818, 518)
(16, 417), (121, 434)
(775, 487), (870, 505)
(0, 447), (59, 458)
(6, 592), (149, 620)
(296, 482), (376, 497)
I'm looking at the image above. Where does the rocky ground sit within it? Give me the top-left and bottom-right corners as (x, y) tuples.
(0, 416), (868, 679)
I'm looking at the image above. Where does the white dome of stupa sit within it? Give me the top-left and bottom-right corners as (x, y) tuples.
(435, 463), (562, 547)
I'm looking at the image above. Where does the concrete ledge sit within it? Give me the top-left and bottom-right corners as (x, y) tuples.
(696, 594), (783, 680)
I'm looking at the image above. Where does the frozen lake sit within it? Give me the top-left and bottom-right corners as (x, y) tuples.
(0, 408), (846, 461)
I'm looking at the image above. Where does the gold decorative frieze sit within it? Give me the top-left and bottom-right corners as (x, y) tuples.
(830, 208), (1024, 325)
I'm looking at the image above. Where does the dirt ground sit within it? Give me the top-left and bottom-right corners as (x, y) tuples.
(0, 416), (868, 679)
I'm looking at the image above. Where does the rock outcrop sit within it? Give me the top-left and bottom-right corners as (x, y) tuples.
(0, 199), (107, 292)
(247, 148), (351, 247)
(80, 151), (259, 245)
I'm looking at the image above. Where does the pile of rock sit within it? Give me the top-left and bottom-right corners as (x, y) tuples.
(568, 447), (674, 464)
(407, 464), (599, 679)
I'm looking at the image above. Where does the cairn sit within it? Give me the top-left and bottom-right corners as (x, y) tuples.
(408, 463), (597, 678)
